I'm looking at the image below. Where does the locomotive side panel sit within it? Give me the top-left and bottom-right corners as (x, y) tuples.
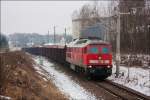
(66, 47), (84, 67)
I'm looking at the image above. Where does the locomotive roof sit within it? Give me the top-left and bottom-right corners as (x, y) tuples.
(67, 39), (109, 47)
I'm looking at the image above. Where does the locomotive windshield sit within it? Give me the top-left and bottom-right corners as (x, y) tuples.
(87, 44), (110, 54)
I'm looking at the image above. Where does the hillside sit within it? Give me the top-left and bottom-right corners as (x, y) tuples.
(0, 51), (67, 100)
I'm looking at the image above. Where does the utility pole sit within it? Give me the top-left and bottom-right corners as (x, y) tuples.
(54, 26), (56, 44)
(48, 30), (49, 43)
(64, 28), (67, 45)
(115, 5), (120, 78)
(115, 4), (131, 78)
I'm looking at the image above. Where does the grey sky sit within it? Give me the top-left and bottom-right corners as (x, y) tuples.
(1, 1), (109, 35)
(1, 1), (89, 35)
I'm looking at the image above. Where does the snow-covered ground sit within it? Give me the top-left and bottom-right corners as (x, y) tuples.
(108, 63), (150, 96)
(0, 95), (11, 100)
(9, 47), (21, 51)
(32, 55), (150, 98)
(33, 56), (98, 100)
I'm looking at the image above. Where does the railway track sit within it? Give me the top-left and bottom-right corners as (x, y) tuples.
(23, 47), (150, 100)
(95, 79), (150, 100)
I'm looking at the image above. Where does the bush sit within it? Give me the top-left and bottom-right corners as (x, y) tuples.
(0, 33), (9, 51)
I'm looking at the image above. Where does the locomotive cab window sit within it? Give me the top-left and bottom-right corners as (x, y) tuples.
(89, 47), (99, 53)
(101, 47), (109, 54)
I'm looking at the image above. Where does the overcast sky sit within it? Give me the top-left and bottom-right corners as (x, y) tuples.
(1, 1), (109, 35)
(1, 1), (90, 35)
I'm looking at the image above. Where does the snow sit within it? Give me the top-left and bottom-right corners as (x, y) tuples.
(67, 38), (109, 47)
(9, 47), (21, 51)
(33, 56), (97, 100)
(108, 63), (150, 96)
(0, 95), (11, 100)
(44, 43), (55, 46)
(32, 54), (150, 98)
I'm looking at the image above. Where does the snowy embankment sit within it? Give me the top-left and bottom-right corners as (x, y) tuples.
(0, 95), (11, 100)
(33, 56), (97, 100)
(108, 63), (150, 96)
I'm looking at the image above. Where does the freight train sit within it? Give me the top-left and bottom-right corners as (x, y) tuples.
(22, 38), (112, 79)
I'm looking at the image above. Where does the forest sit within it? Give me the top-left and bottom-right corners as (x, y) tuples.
(72, 0), (150, 54)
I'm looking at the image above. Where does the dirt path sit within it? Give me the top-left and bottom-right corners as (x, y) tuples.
(0, 51), (67, 100)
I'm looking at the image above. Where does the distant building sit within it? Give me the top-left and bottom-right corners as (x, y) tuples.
(72, 16), (113, 41)
(80, 23), (105, 40)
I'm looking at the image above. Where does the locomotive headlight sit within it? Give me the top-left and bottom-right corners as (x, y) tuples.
(107, 66), (111, 68)
(89, 60), (99, 63)
(88, 65), (92, 68)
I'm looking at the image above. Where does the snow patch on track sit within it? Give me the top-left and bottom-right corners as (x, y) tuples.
(33, 56), (97, 100)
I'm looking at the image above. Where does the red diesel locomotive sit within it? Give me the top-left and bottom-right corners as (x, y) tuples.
(66, 39), (112, 79)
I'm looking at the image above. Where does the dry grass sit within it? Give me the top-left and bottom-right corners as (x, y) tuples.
(0, 51), (67, 100)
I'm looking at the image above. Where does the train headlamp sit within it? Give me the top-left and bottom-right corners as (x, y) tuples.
(107, 66), (111, 68)
(88, 66), (92, 68)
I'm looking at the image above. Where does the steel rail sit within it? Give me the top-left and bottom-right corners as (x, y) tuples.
(106, 80), (150, 100)
(95, 79), (150, 100)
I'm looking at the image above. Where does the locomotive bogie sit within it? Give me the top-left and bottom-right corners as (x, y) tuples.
(87, 66), (112, 76)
